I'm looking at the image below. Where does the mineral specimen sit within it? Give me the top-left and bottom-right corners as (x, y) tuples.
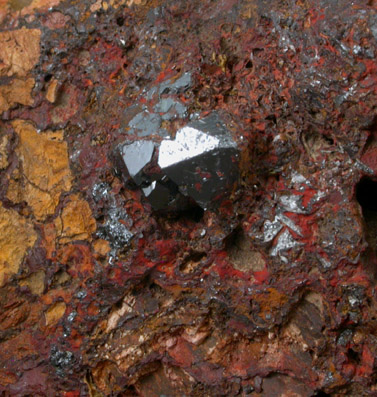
(1, 0), (377, 395)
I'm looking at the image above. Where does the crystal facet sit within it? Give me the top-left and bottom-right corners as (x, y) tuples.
(120, 140), (154, 186)
(158, 113), (239, 209)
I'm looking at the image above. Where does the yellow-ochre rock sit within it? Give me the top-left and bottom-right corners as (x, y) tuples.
(8, 120), (73, 220)
(55, 194), (96, 243)
(0, 203), (37, 287)
(0, 28), (41, 77)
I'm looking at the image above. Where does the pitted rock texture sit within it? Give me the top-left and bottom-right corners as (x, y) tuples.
(0, 0), (377, 396)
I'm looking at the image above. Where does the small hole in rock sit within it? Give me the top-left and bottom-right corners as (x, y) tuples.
(265, 114), (276, 124)
(113, 297), (124, 309)
(356, 177), (377, 212)
(224, 226), (243, 251)
(348, 348), (360, 363)
(180, 252), (206, 274)
(323, 135), (334, 145)
(356, 177), (377, 254)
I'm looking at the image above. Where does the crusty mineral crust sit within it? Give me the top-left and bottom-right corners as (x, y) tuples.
(0, 0), (377, 395)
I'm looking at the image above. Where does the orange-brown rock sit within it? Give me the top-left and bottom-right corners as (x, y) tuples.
(19, 270), (45, 296)
(0, 134), (9, 169)
(41, 287), (75, 306)
(0, 299), (30, 332)
(9, 120), (72, 220)
(45, 301), (66, 326)
(0, 369), (17, 387)
(22, 0), (62, 15)
(93, 238), (111, 257)
(40, 223), (57, 259)
(0, 203), (37, 287)
(90, 0), (137, 12)
(0, 78), (35, 113)
(0, 28), (41, 77)
(45, 78), (59, 103)
(1, 330), (36, 361)
(55, 194), (96, 243)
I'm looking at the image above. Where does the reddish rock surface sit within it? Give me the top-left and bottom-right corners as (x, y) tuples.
(1, 0), (377, 395)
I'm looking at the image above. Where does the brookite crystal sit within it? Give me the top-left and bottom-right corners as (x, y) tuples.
(117, 112), (239, 211)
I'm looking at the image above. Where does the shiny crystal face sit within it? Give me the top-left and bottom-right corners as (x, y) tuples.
(117, 112), (239, 211)
(122, 141), (154, 180)
(158, 112), (238, 171)
(156, 113), (239, 209)
(158, 126), (220, 169)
